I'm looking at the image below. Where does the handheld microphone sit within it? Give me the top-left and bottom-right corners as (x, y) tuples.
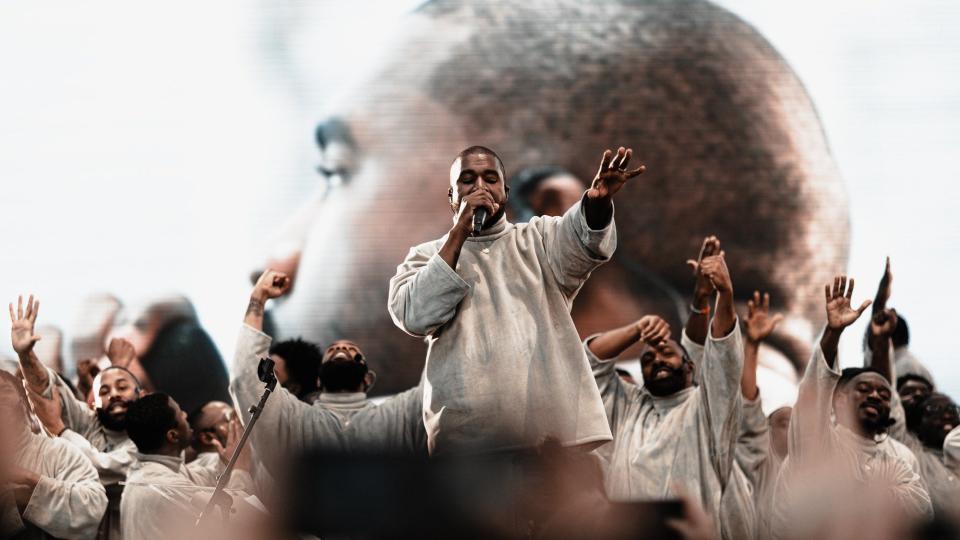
(472, 208), (487, 236)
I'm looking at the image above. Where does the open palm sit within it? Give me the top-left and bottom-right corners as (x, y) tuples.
(824, 276), (871, 330)
(744, 291), (783, 343)
(587, 146), (645, 200)
(9, 295), (40, 356)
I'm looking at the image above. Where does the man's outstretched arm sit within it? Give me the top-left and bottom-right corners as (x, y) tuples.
(9, 295), (50, 392)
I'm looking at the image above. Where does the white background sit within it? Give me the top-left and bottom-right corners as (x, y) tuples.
(0, 0), (956, 396)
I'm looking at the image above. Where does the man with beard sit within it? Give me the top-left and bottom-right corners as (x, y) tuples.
(10, 295), (139, 540)
(770, 277), (932, 539)
(311, 340), (377, 421)
(255, 0), (850, 402)
(389, 145), (639, 455)
(120, 394), (254, 540)
(583, 244), (742, 538)
(231, 270), (428, 477)
(0, 370), (107, 540)
(866, 306), (960, 519)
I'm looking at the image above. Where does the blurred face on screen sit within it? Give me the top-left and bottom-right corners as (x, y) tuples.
(258, 0), (849, 393)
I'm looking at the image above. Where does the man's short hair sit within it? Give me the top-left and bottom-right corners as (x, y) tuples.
(125, 393), (177, 454)
(97, 365), (143, 392)
(891, 314), (909, 348)
(270, 338), (323, 397)
(896, 373), (933, 392)
(837, 367), (887, 391)
(454, 145), (505, 176)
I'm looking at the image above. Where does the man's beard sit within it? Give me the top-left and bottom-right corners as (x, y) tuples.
(644, 364), (687, 397)
(481, 205), (507, 230)
(96, 401), (130, 431)
(319, 360), (367, 393)
(859, 399), (893, 433)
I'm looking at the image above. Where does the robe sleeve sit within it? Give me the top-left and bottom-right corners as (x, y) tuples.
(387, 243), (471, 338)
(735, 392), (770, 491)
(787, 343), (839, 463)
(944, 426), (960, 474)
(59, 430), (134, 480)
(540, 194), (617, 297)
(583, 336), (632, 433)
(681, 328), (705, 386)
(878, 450), (934, 520)
(229, 324), (346, 475)
(22, 439), (108, 540)
(41, 366), (99, 441)
(697, 318), (743, 484)
(344, 385), (428, 455)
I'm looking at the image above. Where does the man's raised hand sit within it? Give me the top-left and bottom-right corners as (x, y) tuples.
(869, 308), (898, 340)
(9, 295), (41, 357)
(873, 257), (893, 314)
(687, 236), (721, 303)
(636, 315), (671, 346)
(587, 147), (645, 200)
(107, 338), (137, 368)
(824, 275), (871, 330)
(699, 252), (732, 294)
(744, 291), (783, 344)
(251, 269), (291, 302)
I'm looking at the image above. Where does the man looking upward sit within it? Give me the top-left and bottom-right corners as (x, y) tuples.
(388, 145), (643, 455)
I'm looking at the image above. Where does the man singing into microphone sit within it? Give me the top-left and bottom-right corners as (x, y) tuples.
(389, 145), (644, 455)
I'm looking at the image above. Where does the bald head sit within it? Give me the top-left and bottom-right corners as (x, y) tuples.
(267, 0), (848, 392)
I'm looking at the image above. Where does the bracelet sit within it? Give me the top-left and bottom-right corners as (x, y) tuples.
(689, 303), (709, 315)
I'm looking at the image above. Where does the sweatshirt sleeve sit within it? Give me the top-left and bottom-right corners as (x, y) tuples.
(388, 243), (471, 338)
(540, 194), (617, 297)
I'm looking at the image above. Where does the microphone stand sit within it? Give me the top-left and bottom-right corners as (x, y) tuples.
(195, 358), (277, 526)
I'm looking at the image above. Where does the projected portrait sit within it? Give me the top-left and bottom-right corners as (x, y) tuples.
(258, 0), (848, 393)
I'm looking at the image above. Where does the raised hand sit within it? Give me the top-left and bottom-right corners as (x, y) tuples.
(699, 252), (732, 294)
(214, 416), (251, 472)
(824, 275), (872, 330)
(107, 338), (137, 368)
(873, 257), (893, 314)
(687, 236), (721, 305)
(9, 295), (41, 357)
(251, 269), (291, 303)
(744, 291), (784, 344)
(869, 308), (898, 339)
(636, 315), (671, 346)
(587, 146), (645, 200)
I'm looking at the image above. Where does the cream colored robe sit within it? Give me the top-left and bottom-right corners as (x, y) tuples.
(388, 197), (615, 456)
(771, 345), (933, 539)
(119, 452), (254, 540)
(41, 367), (135, 540)
(586, 320), (744, 538)
(4, 432), (107, 539)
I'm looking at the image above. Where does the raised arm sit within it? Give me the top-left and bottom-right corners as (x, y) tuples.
(230, 270), (345, 474)
(684, 236), (721, 346)
(741, 290), (784, 401)
(586, 316), (670, 427)
(9, 296), (49, 393)
(542, 148), (637, 295)
(694, 251), (743, 480)
(789, 276), (871, 460)
(866, 308), (898, 384)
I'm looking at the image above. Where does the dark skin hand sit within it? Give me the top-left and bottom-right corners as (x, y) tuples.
(246, 270), (291, 332)
(820, 276), (872, 367)
(742, 290), (783, 400)
(872, 257), (892, 315)
(684, 236), (721, 346)
(867, 308), (899, 384)
(583, 146), (645, 229)
(699, 252), (736, 338)
(587, 315), (671, 360)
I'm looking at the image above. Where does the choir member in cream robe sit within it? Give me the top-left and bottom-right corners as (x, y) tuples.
(584, 245), (743, 539)
(119, 393), (256, 540)
(11, 296), (139, 540)
(0, 370), (107, 540)
(771, 277), (933, 540)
